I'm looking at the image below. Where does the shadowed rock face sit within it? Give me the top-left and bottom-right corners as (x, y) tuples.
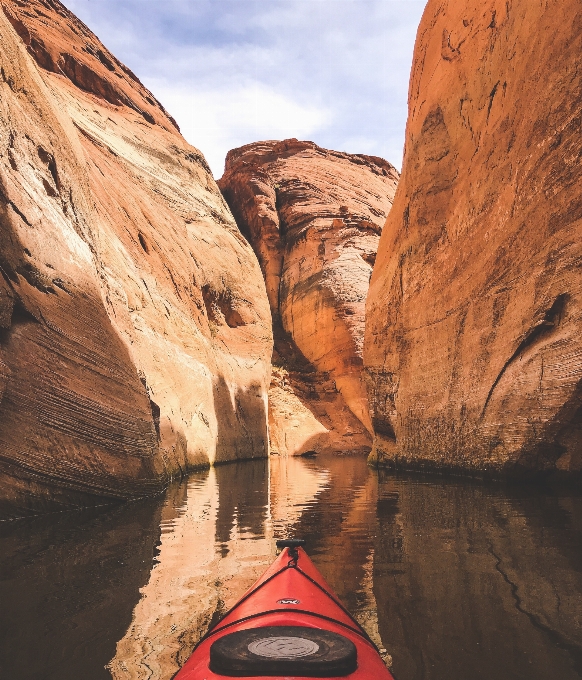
(0, 0), (271, 517)
(219, 139), (398, 454)
(365, 0), (582, 474)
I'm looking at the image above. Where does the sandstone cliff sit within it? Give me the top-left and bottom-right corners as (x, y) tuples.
(219, 140), (398, 455)
(0, 0), (271, 517)
(365, 0), (582, 474)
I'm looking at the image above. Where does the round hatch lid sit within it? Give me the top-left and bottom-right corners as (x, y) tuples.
(209, 625), (357, 677)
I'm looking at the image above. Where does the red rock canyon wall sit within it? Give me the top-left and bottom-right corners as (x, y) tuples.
(365, 0), (582, 474)
(219, 140), (398, 455)
(0, 0), (272, 516)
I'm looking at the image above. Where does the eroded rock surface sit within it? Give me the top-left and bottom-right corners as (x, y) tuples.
(365, 0), (582, 474)
(219, 140), (398, 455)
(0, 0), (271, 516)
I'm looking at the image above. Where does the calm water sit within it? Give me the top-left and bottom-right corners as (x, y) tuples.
(1, 453), (581, 680)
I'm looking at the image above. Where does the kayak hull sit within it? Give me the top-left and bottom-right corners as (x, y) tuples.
(174, 547), (395, 679)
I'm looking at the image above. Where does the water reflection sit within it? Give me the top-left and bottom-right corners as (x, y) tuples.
(0, 499), (164, 680)
(108, 456), (340, 678)
(0, 455), (581, 680)
(374, 474), (582, 680)
(215, 459), (269, 555)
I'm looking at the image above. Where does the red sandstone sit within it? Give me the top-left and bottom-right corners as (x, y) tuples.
(219, 140), (398, 455)
(365, 0), (582, 474)
(0, 0), (272, 516)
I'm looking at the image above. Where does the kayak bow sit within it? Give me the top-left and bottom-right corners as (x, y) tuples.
(175, 539), (395, 679)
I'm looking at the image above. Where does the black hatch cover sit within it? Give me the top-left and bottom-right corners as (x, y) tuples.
(209, 625), (357, 677)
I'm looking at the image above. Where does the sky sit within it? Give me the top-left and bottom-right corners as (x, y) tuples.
(64, 0), (427, 178)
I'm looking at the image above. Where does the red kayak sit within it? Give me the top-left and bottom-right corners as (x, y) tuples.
(175, 539), (395, 679)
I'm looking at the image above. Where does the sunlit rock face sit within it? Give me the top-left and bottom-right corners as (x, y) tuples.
(0, 0), (272, 517)
(219, 139), (398, 455)
(365, 0), (582, 474)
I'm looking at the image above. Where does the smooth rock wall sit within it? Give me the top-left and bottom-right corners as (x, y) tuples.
(0, 0), (272, 516)
(365, 0), (582, 474)
(219, 139), (398, 454)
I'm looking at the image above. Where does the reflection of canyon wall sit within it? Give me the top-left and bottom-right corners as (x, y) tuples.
(365, 0), (582, 474)
(271, 454), (388, 657)
(269, 454), (331, 536)
(110, 457), (333, 680)
(109, 472), (223, 679)
(110, 455), (390, 679)
(109, 462), (274, 680)
(0, 0), (271, 516)
(219, 140), (398, 455)
(0, 499), (164, 680)
(374, 476), (582, 680)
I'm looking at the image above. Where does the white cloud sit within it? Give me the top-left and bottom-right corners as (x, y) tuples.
(64, 0), (427, 174)
(150, 81), (331, 177)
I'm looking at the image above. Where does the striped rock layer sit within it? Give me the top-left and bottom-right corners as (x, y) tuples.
(0, 0), (272, 516)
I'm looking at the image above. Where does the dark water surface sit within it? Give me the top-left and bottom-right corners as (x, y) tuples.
(1, 454), (581, 680)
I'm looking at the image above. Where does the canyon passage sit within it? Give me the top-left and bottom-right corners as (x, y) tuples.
(2, 0), (582, 515)
(0, 0), (581, 679)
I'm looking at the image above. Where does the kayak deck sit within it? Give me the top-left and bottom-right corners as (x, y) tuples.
(174, 543), (395, 679)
